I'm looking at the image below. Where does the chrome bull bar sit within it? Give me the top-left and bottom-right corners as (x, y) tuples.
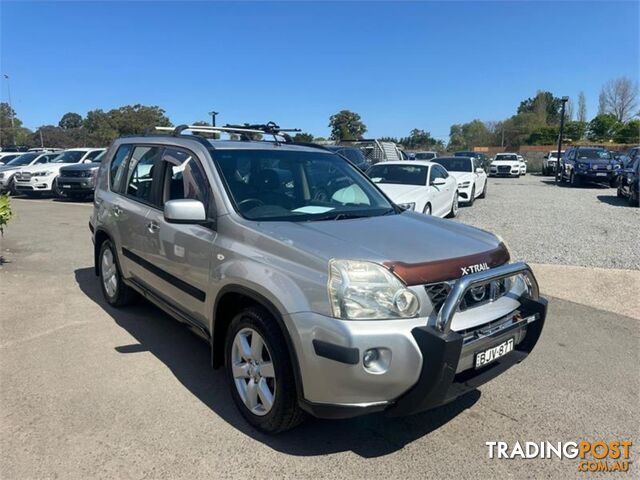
(435, 262), (540, 333)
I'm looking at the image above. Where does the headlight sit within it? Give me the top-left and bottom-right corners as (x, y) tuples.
(328, 260), (420, 320)
(459, 181), (471, 187)
(606, 164), (612, 170)
(33, 171), (53, 177)
(397, 202), (415, 211)
(577, 163), (588, 170)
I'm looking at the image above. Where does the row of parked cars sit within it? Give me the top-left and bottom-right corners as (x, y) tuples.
(0, 147), (106, 199)
(540, 146), (639, 206)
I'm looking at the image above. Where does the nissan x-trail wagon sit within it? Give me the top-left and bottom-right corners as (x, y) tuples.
(90, 124), (547, 433)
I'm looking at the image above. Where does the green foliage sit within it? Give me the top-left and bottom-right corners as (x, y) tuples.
(517, 91), (563, 124)
(292, 132), (314, 142)
(448, 120), (495, 150)
(0, 194), (12, 236)
(563, 121), (588, 142)
(614, 120), (640, 144)
(399, 129), (443, 150)
(59, 112), (83, 129)
(0, 102), (27, 147)
(527, 125), (559, 145)
(329, 110), (367, 141)
(587, 114), (622, 142)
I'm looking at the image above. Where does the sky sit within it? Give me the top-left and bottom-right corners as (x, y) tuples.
(1, 1), (638, 140)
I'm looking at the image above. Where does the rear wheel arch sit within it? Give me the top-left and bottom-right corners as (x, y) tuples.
(94, 228), (113, 276)
(212, 286), (304, 399)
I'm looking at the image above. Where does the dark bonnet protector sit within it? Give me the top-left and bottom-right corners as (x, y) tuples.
(384, 243), (510, 286)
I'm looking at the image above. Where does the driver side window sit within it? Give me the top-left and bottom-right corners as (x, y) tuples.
(161, 148), (212, 216)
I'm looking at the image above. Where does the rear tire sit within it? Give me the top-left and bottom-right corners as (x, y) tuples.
(617, 185), (624, 198)
(98, 240), (137, 307)
(630, 188), (639, 207)
(225, 307), (305, 433)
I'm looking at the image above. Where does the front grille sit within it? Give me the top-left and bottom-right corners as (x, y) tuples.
(425, 278), (509, 313)
(424, 283), (452, 311)
(62, 170), (92, 178)
(16, 172), (31, 181)
(498, 166), (510, 173)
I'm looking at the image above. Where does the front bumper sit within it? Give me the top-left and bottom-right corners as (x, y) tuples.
(14, 176), (55, 191)
(457, 184), (473, 202)
(57, 177), (96, 193)
(576, 170), (614, 182)
(293, 262), (547, 419)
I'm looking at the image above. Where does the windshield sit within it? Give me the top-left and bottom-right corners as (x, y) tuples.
(577, 149), (612, 160)
(549, 151), (563, 159)
(215, 150), (394, 221)
(330, 147), (367, 165)
(367, 164), (428, 186)
(52, 151), (85, 163)
(414, 152), (436, 160)
(91, 152), (105, 163)
(433, 157), (472, 172)
(5, 154), (35, 166)
(496, 154), (517, 161)
(454, 152), (473, 157)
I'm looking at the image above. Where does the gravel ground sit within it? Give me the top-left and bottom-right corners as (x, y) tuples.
(455, 174), (640, 270)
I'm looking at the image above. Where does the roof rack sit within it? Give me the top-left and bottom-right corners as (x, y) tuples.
(155, 121), (301, 144)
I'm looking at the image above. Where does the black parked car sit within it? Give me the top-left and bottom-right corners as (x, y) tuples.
(454, 151), (489, 170)
(57, 152), (105, 200)
(616, 155), (639, 207)
(559, 147), (618, 187)
(324, 146), (372, 171)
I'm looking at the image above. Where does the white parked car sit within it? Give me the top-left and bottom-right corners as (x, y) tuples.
(517, 155), (527, 175)
(433, 156), (487, 205)
(14, 148), (105, 196)
(0, 152), (23, 166)
(367, 161), (458, 217)
(489, 153), (522, 177)
(0, 151), (63, 194)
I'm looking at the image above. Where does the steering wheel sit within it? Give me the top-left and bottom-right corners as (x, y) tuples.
(237, 198), (265, 210)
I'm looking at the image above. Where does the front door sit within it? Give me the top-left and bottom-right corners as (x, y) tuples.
(143, 147), (217, 326)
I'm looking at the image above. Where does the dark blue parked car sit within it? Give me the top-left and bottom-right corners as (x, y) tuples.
(559, 147), (618, 187)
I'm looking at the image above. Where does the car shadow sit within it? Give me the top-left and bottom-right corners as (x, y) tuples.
(596, 195), (630, 207)
(74, 267), (481, 458)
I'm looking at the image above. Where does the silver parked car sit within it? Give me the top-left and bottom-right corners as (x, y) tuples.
(90, 125), (547, 433)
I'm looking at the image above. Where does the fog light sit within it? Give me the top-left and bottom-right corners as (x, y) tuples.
(363, 347), (391, 374)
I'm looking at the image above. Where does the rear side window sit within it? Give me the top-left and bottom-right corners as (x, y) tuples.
(125, 146), (163, 204)
(161, 148), (211, 215)
(85, 150), (104, 160)
(110, 145), (132, 191)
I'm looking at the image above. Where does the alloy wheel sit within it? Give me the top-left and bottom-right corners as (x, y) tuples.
(101, 248), (118, 298)
(231, 328), (276, 416)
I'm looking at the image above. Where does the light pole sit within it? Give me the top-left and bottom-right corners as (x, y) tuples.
(555, 96), (569, 184)
(208, 110), (219, 127)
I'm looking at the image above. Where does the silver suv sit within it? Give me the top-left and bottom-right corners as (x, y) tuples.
(90, 125), (547, 433)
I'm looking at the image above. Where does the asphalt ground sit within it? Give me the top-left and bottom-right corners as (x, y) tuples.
(1, 175), (638, 479)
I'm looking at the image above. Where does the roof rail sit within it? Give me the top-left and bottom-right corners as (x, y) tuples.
(155, 122), (301, 144)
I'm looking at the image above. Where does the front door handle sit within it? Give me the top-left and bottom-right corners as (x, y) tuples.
(146, 221), (160, 233)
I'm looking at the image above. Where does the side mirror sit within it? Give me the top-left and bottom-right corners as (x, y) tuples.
(164, 199), (207, 224)
(476, 167), (484, 173)
(431, 178), (446, 186)
(83, 159), (93, 164)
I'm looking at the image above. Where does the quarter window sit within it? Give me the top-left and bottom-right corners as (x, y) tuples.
(125, 146), (162, 204)
(110, 145), (132, 191)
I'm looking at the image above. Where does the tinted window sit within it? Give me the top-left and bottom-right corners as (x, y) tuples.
(110, 145), (132, 191)
(368, 164), (428, 186)
(162, 148), (211, 215)
(52, 151), (85, 163)
(414, 152), (436, 160)
(85, 150), (104, 160)
(337, 148), (366, 165)
(432, 164), (448, 180)
(5, 154), (31, 166)
(433, 157), (472, 172)
(495, 154), (518, 161)
(125, 146), (162, 203)
(576, 149), (611, 160)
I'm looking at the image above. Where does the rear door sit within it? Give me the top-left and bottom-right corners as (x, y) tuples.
(142, 147), (217, 326)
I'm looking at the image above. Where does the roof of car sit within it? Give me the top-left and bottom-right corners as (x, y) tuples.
(371, 160), (436, 167)
(496, 152), (518, 155)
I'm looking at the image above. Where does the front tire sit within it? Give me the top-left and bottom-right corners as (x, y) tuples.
(447, 193), (459, 218)
(52, 177), (63, 198)
(468, 186), (475, 206)
(99, 240), (137, 307)
(570, 171), (580, 187)
(225, 307), (305, 433)
(479, 181), (487, 198)
(423, 203), (432, 215)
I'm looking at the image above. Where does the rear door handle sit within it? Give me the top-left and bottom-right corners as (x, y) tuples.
(146, 221), (159, 233)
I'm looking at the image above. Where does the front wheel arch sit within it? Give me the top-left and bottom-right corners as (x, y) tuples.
(212, 286), (304, 400)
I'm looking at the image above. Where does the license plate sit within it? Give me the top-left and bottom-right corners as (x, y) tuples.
(475, 338), (514, 368)
(596, 173), (607, 177)
(62, 184), (71, 188)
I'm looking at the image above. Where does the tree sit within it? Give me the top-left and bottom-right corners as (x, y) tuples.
(599, 77), (639, 122)
(447, 120), (493, 149)
(598, 91), (607, 115)
(0, 102), (23, 147)
(58, 112), (83, 129)
(329, 110), (366, 141)
(578, 92), (588, 123)
(292, 132), (314, 142)
(613, 120), (640, 144)
(587, 114), (622, 142)
(563, 121), (588, 142)
(517, 91), (563, 124)
(400, 129), (441, 149)
(108, 104), (172, 135)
